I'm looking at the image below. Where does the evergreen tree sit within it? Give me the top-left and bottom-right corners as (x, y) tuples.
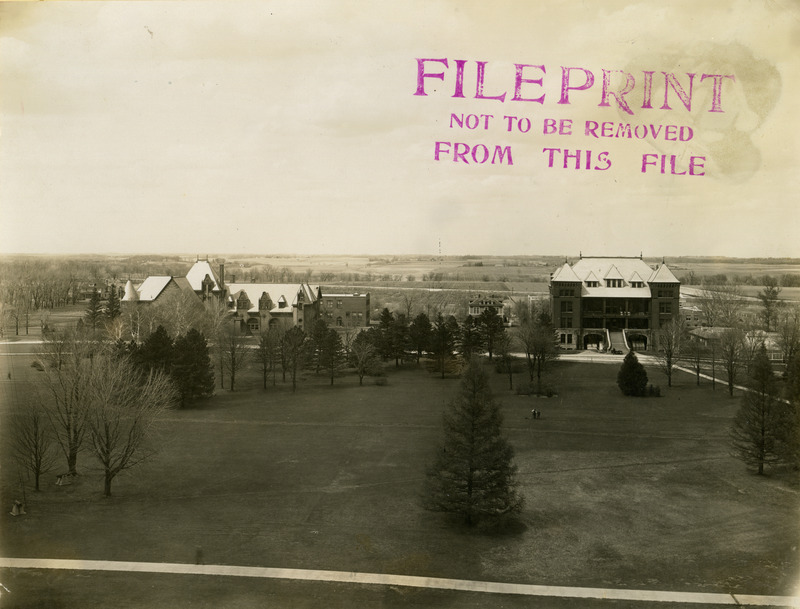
(389, 312), (409, 367)
(376, 308), (395, 361)
(617, 351), (648, 396)
(105, 284), (121, 320)
(424, 358), (524, 526)
(84, 288), (104, 332)
(309, 318), (330, 374)
(459, 315), (482, 360)
(172, 328), (215, 406)
(409, 312), (432, 364)
(430, 314), (460, 379)
(136, 325), (174, 374)
(478, 308), (504, 360)
(730, 345), (786, 474)
(319, 328), (345, 385)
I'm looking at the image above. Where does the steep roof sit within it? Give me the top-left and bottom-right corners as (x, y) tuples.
(133, 276), (172, 302)
(649, 264), (680, 283)
(123, 279), (138, 301)
(604, 264), (624, 280)
(227, 282), (319, 314)
(186, 260), (222, 292)
(551, 262), (582, 283)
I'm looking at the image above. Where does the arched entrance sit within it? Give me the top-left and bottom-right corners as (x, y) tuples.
(627, 332), (648, 351)
(584, 332), (606, 351)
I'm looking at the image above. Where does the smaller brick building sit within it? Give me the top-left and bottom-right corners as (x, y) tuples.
(318, 292), (370, 328)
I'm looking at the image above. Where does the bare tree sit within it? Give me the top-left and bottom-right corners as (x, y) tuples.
(757, 276), (782, 332)
(496, 331), (516, 390)
(655, 316), (687, 387)
(255, 327), (281, 389)
(222, 325), (251, 392)
(515, 299), (559, 394)
(682, 339), (707, 386)
(12, 405), (58, 492)
(719, 327), (745, 396)
(86, 355), (177, 496)
(776, 305), (800, 367)
(39, 334), (95, 476)
(281, 326), (307, 392)
(699, 283), (743, 328)
(350, 330), (380, 386)
(201, 299), (232, 389)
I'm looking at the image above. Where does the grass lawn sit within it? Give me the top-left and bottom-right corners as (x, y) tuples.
(1, 354), (798, 606)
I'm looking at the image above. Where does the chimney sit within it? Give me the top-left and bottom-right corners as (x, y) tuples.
(219, 262), (225, 288)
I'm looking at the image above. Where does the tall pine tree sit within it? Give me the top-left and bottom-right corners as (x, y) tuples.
(172, 329), (215, 406)
(424, 358), (524, 526)
(730, 345), (787, 474)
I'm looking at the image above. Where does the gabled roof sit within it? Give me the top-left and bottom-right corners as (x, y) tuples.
(551, 262), (582, 283)
(629, 271), (645, 284)
(585, 271), (599, 283)
(604, 265), (624, 280)
(648, 264), (680, 283)
(133, 276), (172, 302)
(227, 283), (319, 314)
(186, 260), (222, 292)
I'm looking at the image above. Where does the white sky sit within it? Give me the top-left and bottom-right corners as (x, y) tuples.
(1, 0), (798, 257)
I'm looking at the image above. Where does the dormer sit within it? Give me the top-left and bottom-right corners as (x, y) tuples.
(629, 272), (645, 289)
(604, 265), (624, 288)
(585, 271), (600, 288)
(236, 291), (251, 311)
(258, 292), (272, 311)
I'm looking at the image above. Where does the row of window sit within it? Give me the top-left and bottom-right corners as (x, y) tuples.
(560, 285), (674, 293)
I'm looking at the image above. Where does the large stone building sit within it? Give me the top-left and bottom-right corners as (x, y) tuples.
(227, 282), (321, 334)
(550, 256), (680, 351)
(123, 259), (370, 335)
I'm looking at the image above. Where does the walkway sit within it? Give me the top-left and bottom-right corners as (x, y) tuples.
(0, 558), (797, 607)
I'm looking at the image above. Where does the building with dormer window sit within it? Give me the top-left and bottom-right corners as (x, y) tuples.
(550, 255), (680, 352)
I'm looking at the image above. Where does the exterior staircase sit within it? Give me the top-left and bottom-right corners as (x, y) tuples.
(608, 331), (628, 353)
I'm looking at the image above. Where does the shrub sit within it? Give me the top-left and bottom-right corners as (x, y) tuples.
(617, 351), (648, 396)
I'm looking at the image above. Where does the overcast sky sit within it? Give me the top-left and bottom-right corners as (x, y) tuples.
(1, 0), (798, 258)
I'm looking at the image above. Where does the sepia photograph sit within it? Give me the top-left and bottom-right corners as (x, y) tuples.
(1, 1), (799, 607)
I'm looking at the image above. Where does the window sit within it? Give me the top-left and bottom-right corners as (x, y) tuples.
(560, 316), (573, 328)
(658, 289), (673, 298)
(659, 302), (672, 314)
(560, 333), (573, 344)
(336, 300), (342, 308)
(586, 281), (599, 288)
(631, 281), (643, 288)
(559, 288), (575, 297)
(560, 301), (573, 313)
(606, 279), (623, 288)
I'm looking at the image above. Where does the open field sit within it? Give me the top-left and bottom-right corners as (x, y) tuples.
(1, 345), (798, 607)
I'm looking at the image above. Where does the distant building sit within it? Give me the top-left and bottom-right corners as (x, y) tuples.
(550, 255), (681, 351)
(319, 292), (371, 328)
(123, 259), (369, 335)
(227, 282), (321, 334)
(468, 294), (511, 324)
(122, 259), (227, 306)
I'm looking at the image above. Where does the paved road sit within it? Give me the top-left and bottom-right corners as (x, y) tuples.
(0, 558), (797, 607)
